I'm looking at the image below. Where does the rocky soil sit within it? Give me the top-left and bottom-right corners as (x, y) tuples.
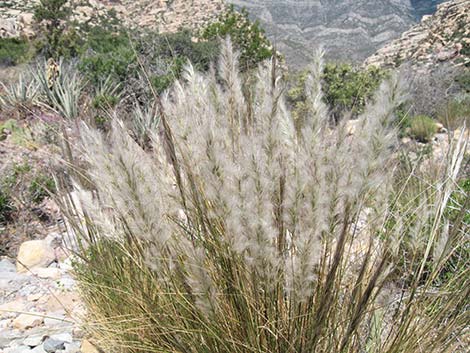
(365, 0), (470, 69)
(0, 233), (99, 353)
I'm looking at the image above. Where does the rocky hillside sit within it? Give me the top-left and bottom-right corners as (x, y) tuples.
(365, 0), (469, 69)
(227, 0), (447, 67)
(0, 0), (225, 38)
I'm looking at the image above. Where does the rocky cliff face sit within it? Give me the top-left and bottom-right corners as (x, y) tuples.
(365, 0), (470, 69)
(0, 0), (225, 38)
(227, 0), (447, 67)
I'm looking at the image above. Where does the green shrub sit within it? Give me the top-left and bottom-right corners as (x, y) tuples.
(0, 189), (15, 224)
(0, 161), (56, 224)
(79, 30), (135, 86)
(287, 62), (386, 126)
(29, 174), (55, 204)
(322, 63), (386, 122)
(0, 38), (34, 66)
(201, 5), (273, 70)
(409, 115), (437, 142)
(33, 0), (82, 59)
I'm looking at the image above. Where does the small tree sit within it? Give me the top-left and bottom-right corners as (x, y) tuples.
(322, 63), (385, 122)
(34, 0), (77, 58)
(201, 5), (273, 71)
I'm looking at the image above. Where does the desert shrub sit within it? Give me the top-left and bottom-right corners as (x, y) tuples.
(438, 95), (470, 130)
(201, 5), (273, 70)
(79, 26), (135, 86)
(59, 40), (469, 353)
(0, 161), (55, 225)
(0, 38), (34, 66)
(409, 115), (437, 142)
(137, 30), (219, 94)
(0, 189), (15, 224)
(29, 174), (56, 204)
(33, 0), (81, 59)
(405, 63), (464, 118)
(322, 63), (386, 122)
(288, 61), (386, 126)
(0, 119), (33, 146)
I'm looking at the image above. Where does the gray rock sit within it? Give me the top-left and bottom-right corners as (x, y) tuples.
(23, 334), (45, 347)
(0, 330), (22, 349)
(0, 259), (16, 272)
(43, 338), (65, 352)
(50, 333), (72, 344)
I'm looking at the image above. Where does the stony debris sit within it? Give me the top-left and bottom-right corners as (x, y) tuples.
(0, 235), (89, 353)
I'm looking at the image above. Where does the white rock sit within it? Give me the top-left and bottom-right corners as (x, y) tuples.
(0, 318), (12, 328)
(30, 268), (62, 280)
(0, 330), (22, 349)
(23, 334), (45, 347)
(4, 345), (33, 352)
(50, 333), (73, 343)
(16, 241), (55, 273)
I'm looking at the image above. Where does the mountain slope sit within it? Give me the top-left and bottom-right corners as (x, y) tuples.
(227, 0), (447, 67)
(365, 0), (470, 69)
(0, 0), (226, 38)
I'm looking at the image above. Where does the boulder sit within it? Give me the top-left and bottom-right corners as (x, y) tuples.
(80, 340), (99, 353)
(12, 313), (44, 330)
(16, 241), (55, 273)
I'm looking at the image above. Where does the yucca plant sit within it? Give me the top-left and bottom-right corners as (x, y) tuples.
(59, 39), (469, 353)
(0, 73), (39, 110)
(130, 101), (161, 148)
(32, 58), (84, 119)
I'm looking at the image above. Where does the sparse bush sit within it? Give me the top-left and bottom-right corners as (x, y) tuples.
(409, 114), (437, 142)
(0, 38), (34, 66)
(438, 95), (470, 130)
(60, 40), (468, 353)
(0, 161), (55, 225)
(0, 189), (15, 224)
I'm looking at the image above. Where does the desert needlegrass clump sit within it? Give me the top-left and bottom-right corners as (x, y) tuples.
(60, 40), (469, 353)
(409, 114), (437, 142)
